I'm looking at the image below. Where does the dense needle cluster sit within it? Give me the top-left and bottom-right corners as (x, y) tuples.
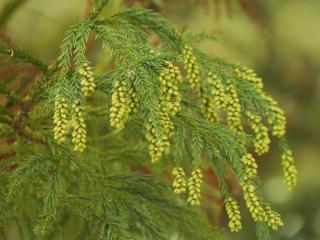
(145, 119), (170, 163)
(242, 153), (258, 178)
(241, 177), (284, 227)
(71, 100), (86, 152)
(226, 80), (243, 132)
(110, 80), (129, 130)
(264, 205), (284, 230)
(200, 92), (218, 123)
(158, 62), (183, 115)
(263, 94), (286, 137)
(246, 111), (271, 155)
(126, 80), (139, 115)
(159, 112), (175, 139)
(281, 149), (298, 189)
(172, 167), (187, 194)
(241, 177), (266, 222)
(53, 97), (68, 144)
(145, 62), (183, 163)
(183, 45), (200, 88)
(225, 197), (242, 232)
(234, 66), (263, 90)
(78, 63), (96, 97)
(208, 73), (228, 109)
(187, 168), (203, 206)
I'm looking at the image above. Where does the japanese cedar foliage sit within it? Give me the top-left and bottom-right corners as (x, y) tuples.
(0, 0), (297, 239)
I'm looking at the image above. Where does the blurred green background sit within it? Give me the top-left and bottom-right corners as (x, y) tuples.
(1, 0), (319, 239)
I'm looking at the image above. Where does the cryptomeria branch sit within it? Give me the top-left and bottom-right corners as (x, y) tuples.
(0, 43), (48, 73)
(0, 1), (297, 239)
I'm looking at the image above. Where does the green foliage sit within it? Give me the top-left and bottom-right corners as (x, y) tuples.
(0, 0), (298, 239)
(0, 42), (48, 73)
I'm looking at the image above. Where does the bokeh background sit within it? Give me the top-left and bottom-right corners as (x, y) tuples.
(1, 0), (319, 239)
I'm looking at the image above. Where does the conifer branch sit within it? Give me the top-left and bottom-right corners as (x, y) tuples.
(90, 0), (110, 20)
(0, 1), (298, 238)
(0, 43), (49, 73)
